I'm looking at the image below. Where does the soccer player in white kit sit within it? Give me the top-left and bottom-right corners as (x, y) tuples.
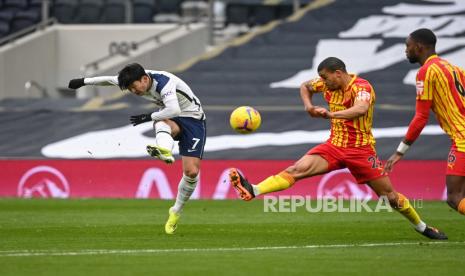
(69, 63), (207, 234)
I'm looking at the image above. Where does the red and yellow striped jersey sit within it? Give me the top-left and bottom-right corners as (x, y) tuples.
(308, 75), (376, 148)
(416, 55), (465, 151)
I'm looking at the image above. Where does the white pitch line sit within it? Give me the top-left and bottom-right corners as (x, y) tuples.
(0, 241), (464, 257)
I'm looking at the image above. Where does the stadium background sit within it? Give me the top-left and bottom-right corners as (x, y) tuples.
(1, 1), (465, 275)
(1, 0), (463, 200)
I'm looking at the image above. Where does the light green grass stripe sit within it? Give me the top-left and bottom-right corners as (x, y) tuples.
(1, 241), (463, 257)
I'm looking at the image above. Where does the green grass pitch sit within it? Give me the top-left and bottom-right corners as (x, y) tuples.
(0, 199), (464, 275)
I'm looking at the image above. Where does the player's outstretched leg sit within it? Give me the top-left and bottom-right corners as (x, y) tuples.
(229, 168), (297, 201)
(147, 145), (175, 164)
(229, 168), (255, 201)
(369, 177), (448, 240)
(395, 193), (448, 240)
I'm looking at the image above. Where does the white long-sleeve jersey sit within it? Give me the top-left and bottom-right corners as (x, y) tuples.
(84, 70), (205, 121)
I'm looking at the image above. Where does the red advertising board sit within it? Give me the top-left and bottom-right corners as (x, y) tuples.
(0, 160), (447, 200)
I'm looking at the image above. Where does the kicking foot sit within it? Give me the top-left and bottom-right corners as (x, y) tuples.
(229, 168), (255, 201)
(417, 226), (448, 240)
(165, 208), (181, 234)
(147, 145), (175, 164)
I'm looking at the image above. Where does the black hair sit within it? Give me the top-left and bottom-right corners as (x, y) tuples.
(409, 28), (437, 48)
(117, 63), (147, 90)
(317, 57), (347, 73)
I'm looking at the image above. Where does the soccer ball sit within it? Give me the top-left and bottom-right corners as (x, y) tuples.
(229, 106), (261, 134)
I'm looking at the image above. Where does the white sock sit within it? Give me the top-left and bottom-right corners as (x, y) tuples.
(155, 121), (174, 151)
(414, 220), (427, 232)
(252, 185), (260, 196)
(172, 174), (198, 214)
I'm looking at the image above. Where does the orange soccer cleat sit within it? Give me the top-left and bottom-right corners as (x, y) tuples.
(229, 168), (255, 201)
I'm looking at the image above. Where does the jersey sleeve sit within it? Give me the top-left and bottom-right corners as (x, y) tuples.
(150, 97), (181, 121)
(150, 74), (181, 120)
(404, 99), (432, 143)
(353, 81), (374, 104)
(84, 76), (119, 87)
(306, 77), (327, 93)
(158, 75), (178, 103)
(415, 66), (434, 101)
(457, 66), (465, 75)
(456, 66), (465, 94)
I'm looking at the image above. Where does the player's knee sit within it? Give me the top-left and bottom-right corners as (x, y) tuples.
(284, 166), (297, 175)
(284, 166), (300, 181)
(183, 167), (199, 179)
(285, 161), (320, 181)
(446, 175), (465, 210)
(386, 192), (400, 208)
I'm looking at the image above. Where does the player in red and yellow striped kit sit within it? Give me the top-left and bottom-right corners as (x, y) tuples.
(385, 28), (465, 216)
(230, 57), (447, 240)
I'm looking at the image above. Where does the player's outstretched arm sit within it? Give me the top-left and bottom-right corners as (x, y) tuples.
(68, 78), (85, 89)
(68, 76), (119, 89)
